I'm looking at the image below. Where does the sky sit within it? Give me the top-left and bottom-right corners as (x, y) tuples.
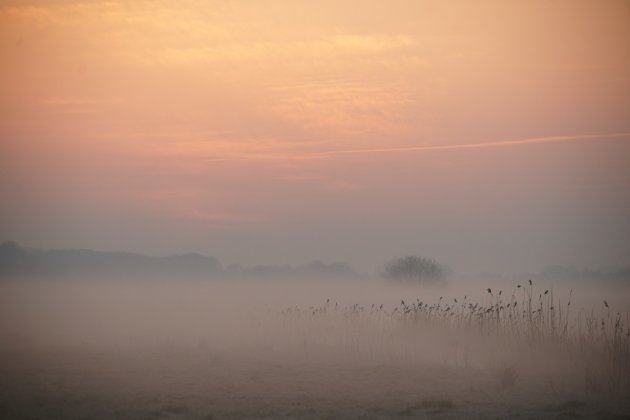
(1, 0), (629, 274)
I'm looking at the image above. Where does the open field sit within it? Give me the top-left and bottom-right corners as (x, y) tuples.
(1, 279), (629, 419)
(2, 346), (630, 420)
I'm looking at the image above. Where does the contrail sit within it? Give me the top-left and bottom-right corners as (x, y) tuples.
(201, 132), (630, 163)
(322, 132), (630, 156)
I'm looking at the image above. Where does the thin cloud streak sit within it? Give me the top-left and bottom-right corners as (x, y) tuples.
(322, 132), (630, 156)
(199, 132), (630, 163)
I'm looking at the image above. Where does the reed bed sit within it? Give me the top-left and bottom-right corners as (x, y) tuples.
(278, 281), (630, 394)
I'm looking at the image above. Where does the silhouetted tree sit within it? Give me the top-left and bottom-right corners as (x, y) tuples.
(382, 255), (446, 284)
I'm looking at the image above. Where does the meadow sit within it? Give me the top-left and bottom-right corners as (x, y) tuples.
(0, 278), (629, 419)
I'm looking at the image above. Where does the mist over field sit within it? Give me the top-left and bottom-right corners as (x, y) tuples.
(2, 0), (630, 418)
(1, 253), (629, 418)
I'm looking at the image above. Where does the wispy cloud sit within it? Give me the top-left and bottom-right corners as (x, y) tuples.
(321, 132), (630, 156)
(192, 132), (630, 163)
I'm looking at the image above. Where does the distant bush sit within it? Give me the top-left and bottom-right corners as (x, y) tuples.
(382, 255), (446, 284)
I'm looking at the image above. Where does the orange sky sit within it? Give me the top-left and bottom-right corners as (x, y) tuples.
(1, 0), (630, 272)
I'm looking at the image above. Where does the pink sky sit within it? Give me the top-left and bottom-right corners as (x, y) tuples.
(1, 0), (629, 273)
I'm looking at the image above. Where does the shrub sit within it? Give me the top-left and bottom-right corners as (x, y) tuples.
(382, 255), (446, 284)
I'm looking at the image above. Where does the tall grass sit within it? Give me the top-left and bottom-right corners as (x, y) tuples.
(279, 281), (630, 394)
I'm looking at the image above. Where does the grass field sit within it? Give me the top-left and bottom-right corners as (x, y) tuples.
(1, 278), (629, 419)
